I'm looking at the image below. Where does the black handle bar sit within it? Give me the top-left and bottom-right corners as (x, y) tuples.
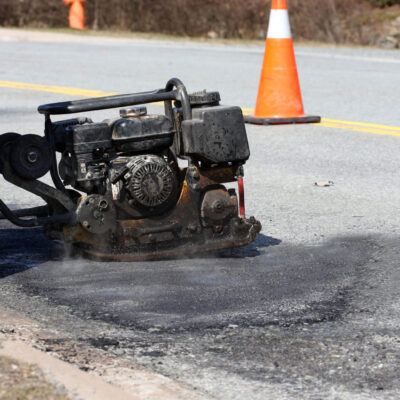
(37, 78), (192, 120)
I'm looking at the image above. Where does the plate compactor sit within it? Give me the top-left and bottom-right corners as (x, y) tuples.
(0, 78), (261, 260)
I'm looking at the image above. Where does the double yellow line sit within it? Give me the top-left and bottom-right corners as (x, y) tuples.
(241, 107), (400, 138)
(318, 118), (400, 138)
(1, 80), (400, 138)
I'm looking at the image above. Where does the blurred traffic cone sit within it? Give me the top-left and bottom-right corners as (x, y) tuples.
(63, 0), (86, 30)
(245, 0), (320, 125)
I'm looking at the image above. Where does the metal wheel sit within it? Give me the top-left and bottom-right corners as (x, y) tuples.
(0, 132), (21, 174)
(0, 132), (21, 150)
(10, 134), (51, 180)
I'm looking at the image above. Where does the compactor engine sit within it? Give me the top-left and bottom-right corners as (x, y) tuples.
(0, 78), (261, 260)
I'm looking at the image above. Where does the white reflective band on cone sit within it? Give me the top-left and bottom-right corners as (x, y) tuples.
(267, 9), (292, 39)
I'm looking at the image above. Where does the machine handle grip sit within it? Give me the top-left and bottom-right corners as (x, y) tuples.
(38, 89), (178, 115)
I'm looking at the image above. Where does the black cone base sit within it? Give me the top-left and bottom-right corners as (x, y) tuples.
(244, 114), (321, 126)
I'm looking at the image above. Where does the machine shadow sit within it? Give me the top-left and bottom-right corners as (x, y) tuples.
(0, 228), (61, 279)
(215, 233), (281, 259)
(0, 227), (278, 277)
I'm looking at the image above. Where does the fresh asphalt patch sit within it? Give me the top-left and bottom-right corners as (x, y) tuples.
(0, 223), (378, 330)
(2, 224), (400, 398)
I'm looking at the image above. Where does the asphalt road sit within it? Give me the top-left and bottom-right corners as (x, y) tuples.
(1, 30), (400, 399)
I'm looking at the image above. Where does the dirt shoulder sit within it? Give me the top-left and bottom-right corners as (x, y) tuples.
(0, 354), (70, 400)
(1, 26), (399, 51)
(0, 306), (206, 400)
(1, 1), (400, 48)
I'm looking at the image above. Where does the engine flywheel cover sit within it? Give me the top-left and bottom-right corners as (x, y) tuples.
(76, 194), (117, 234)
(126, 155), (177, 209)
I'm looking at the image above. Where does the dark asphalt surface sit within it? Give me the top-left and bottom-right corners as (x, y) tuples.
(1, 32), (400, 399)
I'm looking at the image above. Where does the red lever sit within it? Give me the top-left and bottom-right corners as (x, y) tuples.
(238, 177), (245, 219)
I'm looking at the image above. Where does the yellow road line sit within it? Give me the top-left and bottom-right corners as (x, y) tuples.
(321, 118), (400, 132)
(230, 107), (400, 137)
(0, 80), (117, 98)
(241, 107), (253, 116)
(1, 79), (400, 137)
(318, 121), (400, 137)
(241, 109), (400, 137)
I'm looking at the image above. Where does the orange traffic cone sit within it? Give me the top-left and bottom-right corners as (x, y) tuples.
(63, 0), (86, 30)
(245, 0), (320, 125)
